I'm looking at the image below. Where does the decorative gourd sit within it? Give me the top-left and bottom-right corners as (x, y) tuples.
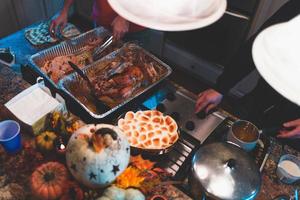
(96, 197), (111, 200)
(36, 131), (57, 151)
(31, 162), (68, 200)
(60, 181), (83, 200)
(49, 112), (66, 133)
(125, 188), (145, 200)
(66, 120), (81, 134)
(50, 112), (61, 129)
(98, 187), (145, 200)
(66, 124), (130, 188)
(103, 186), (126, 200)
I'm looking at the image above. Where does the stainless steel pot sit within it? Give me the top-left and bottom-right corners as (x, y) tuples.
(190, 142), (261, 200)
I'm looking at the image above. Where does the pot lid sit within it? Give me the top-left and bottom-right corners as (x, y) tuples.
(252, 15), (300, 106)
(192, 142), (261, 200)
(108, 0), (227, 31)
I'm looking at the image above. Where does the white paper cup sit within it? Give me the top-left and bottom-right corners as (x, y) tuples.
(276, 154), (300, 184)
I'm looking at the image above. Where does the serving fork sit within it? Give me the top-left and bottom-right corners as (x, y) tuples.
(92, 36), (114, 60)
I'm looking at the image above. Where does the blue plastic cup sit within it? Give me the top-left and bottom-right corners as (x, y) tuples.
(0, 120), (21, 153)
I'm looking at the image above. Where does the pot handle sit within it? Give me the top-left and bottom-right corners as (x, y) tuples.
(226, 158), (237, 170)
(225, 140), (242, 149)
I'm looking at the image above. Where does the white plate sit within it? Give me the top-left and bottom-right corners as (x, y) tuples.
(252, 16), (300, 105)
(108, 0), (227, 31)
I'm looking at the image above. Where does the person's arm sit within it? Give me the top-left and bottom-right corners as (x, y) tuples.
(49, 0), (74, 36)
(111, 16), (129, 40)
(195, 89), (223, 113)
(195, 35), (261, 113)
(278, 119), (300, 138)
(61, 0), (74, 14)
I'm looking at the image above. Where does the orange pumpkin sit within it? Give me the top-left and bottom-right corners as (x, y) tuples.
(60, 181), (84, 200)
(31, 162), (68, 200)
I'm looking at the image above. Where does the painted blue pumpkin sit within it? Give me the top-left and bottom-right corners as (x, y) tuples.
(66, 124), (130, 188)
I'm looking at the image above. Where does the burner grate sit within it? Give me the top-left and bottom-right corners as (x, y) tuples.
(154, 131), (201, 180)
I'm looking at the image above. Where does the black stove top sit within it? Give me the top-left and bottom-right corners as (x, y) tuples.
(140, 83), (269, 180)
(139, 84), (231, 180)
(143, 84), (227, 143)
(127, 83), (270, 199)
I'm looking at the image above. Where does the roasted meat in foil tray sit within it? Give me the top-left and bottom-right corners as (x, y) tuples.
(29, 27), (122, 88)
(58, 43), (172, 119)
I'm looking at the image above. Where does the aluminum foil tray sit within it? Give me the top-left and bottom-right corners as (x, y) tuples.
(29, 27), (118, 89)
(58, 43), (172, 121)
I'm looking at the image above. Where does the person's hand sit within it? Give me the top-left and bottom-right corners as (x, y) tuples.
(195, 89), (223, 113)
(49, 11), (68, 37)
(111, 16), (129, 40)
(277, 119), (300, 138)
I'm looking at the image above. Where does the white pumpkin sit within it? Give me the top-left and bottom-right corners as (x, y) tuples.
(66, 124), (130, 188)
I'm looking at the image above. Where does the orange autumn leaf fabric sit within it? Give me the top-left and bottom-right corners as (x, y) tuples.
(130, 155), (156, 170)
(115, 166), (145, 189)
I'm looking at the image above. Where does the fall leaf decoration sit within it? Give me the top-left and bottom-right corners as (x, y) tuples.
(139, 166), (172, 194)
(139, 176), (161, 195)
(91, 133), (105, 153)
(115, 155), (171, 193)
(115, 166), (145, 189)
(130, 155), (156, 170)
(50, 112), (61, 129)
(66, 121), (81, 134)
(60, 181), (84, 200)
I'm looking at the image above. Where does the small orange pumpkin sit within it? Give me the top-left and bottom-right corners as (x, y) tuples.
(31, 162), (68, 200)
(36, 131), (57, 151)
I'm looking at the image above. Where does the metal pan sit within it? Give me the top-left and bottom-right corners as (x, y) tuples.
(29, 27), (117, 90)
(58, 43), (172, 122)
(115, 110), (180, 156)
(130, 141), (179, 156)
